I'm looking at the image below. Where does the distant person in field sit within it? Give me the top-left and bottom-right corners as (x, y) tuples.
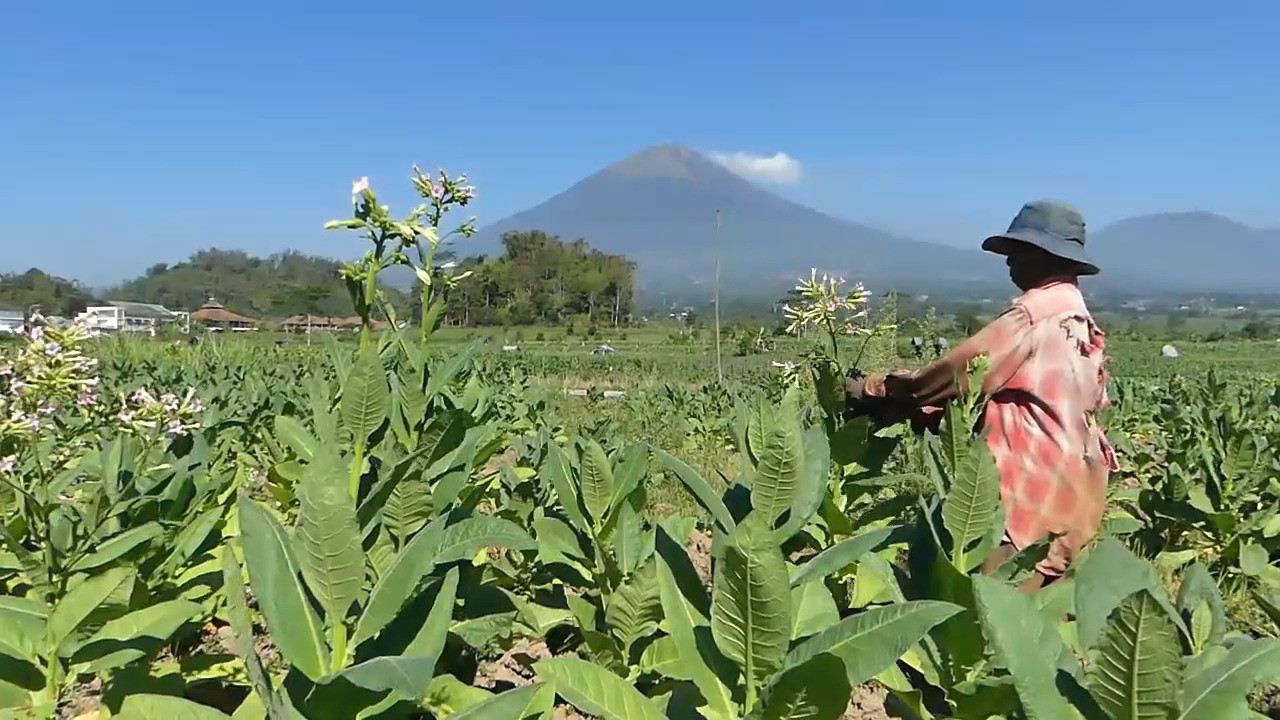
(846, 199), (1116, 592)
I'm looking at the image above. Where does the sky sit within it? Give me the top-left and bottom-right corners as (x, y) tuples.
(2, 1), (1277, 286)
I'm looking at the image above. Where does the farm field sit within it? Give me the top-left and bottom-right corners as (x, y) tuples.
(3, 169), (1280, 720)
(2, 320), (1279, 720)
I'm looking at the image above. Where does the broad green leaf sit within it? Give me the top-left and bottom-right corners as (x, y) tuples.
(638, 636), (687, 679)
(1239, 542), (1268, 577)
(353, 515), (447, 648)
(48, 566), (135, 655)
(534, 657), (664, 720)
(655, 555), (735, 718)
(941, 444), (1000, 569)
(294, 453), (366, 625)
(1178, 637), (1280, 720)
(0, 597), (48, 660)
(605, 566), (663, 655)
(972, 575), (1074, 720)
(612, 497), (648, 576)
(221, 547), (292, 720)
(450, 683), (555, 720)
(274, 415), (320, 461)
(340, 344), (390, 444)
(1076, 538), (1186, 651)
(69, 522), (164, 572)
(776, 425), (831, 541)
(789, 526), (896, 587)
(1087, 589), (1182, 720)
(402, 567), (459, 659)
(711, 514), (791, 698)
(656, 448), (735, 532)
(789, 582), (839, 642)
(237, 496), (328, 681)
(434, 516), (537, 565)
(782, 601), (961, 686)
(607, 444), (650, 514)
(117, 694), (232, 719)
(72, 599), (202, 673)
(421, 674), (495, 717)
(1177, 562), (1227, 651)
(543, 441), (590, 531)
(751, 652), (851, 720)
(579, 438), (615, 527)
(750, 411), (803, 525)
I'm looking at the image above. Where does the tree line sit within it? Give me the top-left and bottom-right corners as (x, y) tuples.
(435, 231), (637, 327)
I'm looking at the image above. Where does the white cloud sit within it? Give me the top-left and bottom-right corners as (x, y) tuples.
(707, 150), (803, 185)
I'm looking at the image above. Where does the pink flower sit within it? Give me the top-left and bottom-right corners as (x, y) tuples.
(0, 456), (13, 475)
(351, 177), (370, 195)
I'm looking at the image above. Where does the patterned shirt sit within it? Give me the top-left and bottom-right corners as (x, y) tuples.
(866, 278), (1117, 576)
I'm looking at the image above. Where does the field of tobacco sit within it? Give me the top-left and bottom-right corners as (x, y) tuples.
(1, 168), (1279, 719)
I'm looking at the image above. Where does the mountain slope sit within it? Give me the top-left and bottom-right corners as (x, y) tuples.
(1090, 212), (1279, 291)
(468, 144), (1000, 292)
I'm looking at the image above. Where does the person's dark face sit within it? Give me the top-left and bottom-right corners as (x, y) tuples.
(1005, 245), (1067, 291)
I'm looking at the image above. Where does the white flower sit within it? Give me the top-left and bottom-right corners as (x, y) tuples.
(438, 261), (458, 270)
(351, 176), (370, 195)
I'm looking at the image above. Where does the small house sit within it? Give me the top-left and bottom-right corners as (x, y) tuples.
(190, 297), (258, 332)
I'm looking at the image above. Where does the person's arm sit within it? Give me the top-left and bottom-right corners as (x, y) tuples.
(863, 305), (1033, 408)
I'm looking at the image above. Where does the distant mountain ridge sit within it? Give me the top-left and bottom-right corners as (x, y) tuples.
(462, 144), (1278, 295)
(466, 144), (1001, 294)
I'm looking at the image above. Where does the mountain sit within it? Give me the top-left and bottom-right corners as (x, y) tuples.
(1091, 212), (1280, 292)
(465, 144), (1002, 295)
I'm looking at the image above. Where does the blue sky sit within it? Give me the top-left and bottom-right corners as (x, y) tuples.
(3, 1), (1276, 286)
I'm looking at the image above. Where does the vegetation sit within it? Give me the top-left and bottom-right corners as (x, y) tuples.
(1, 169), (1279, 719)
(0, 269), (96, 317)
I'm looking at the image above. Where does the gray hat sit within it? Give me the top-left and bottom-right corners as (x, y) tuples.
(982, 199), (1099, 276)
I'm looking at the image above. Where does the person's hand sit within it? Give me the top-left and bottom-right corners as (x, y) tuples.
(844, 373), (886, 418)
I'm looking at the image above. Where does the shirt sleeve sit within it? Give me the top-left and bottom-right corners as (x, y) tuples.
(867, 305), (1033, 408)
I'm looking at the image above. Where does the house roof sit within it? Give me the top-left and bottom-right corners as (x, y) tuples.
(191, 298), (256, 324)
(105, 301), (179, 321)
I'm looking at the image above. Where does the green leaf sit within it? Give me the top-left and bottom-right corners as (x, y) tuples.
(543, 441), (590, 532)
(604, 566), (663, 655)
(116, 694), (232, 719)
(579, 439), (615, 528)
(237, 496), (328, 682)
(941, 443), (1000, 569)
(789, 526), (896, 587)
(750, 410), (804, 525)
(1178, 637), (1280, 720)
(534, 657), (664, 720)
(1177, 563), (1227, 652)
(751, 652), (851, 720)
(1076, 538), (1186, 651)
(403, 567), (459, 658)
(434, 516), (537, 565)
(782, 601), (961, 686)
(447, 683), (554, 720)
(0, 597), (48, 660)
(274, 415), (321, 461)
(711, 514), (791, 700)
(777, 425), (830, 540)
(655, 554), (735, 718)
(341, 344), (390, 444)
(220, 546), (292, 720)
(72, 600), (202, 673)
(1087, 589), (1182, 720)
(656, 448), (735, 533)
(68, 522), (164, 572)
(972, 575), (1074, 720)
(352, 515), (446, 649)
(1239, 542), (1268, 577)
(789, 582), (839, 642)
(607, 444), (650, 514)
(294, 453), (366, 626)
(48, 566), (135, 656)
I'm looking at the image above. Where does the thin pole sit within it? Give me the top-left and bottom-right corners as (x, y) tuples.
(713, 209), (723, 385)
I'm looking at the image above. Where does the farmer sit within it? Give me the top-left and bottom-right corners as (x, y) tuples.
(847, 200), (1117, 591)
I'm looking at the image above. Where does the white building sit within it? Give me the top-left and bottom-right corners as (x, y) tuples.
(0, 310), (23, 335)
(76, 301), (189, 336)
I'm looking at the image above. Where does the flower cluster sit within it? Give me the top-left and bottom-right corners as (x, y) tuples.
(116, 386), (205, 438)
(781, 268), (875, 337)
(0, 322), (101, 439)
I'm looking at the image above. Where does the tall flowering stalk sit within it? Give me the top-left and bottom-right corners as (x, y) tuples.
(777, 269), (897, 423)
(325, 167), (477, 348)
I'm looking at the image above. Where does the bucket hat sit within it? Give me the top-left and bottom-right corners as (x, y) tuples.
(982, 199), (1100, 276)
